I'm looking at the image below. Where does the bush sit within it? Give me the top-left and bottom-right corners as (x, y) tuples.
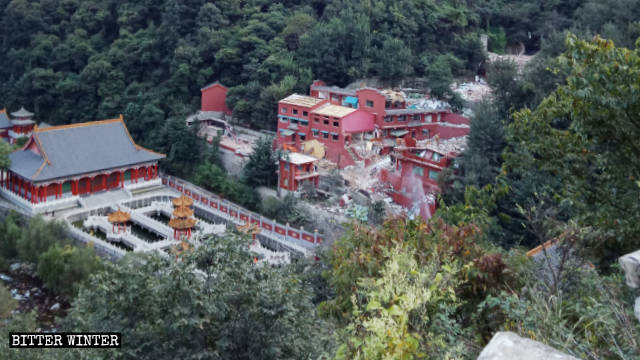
(0, 211), (23, 261)
(37, 244), (103, 298)
(0, 283), (17, 320)
(16, 216), (70, 263)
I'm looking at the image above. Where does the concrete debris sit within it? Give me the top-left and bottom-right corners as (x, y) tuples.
(0, 274), (12, 282)
(488, 52), (534, 73)
(478, 331), (579, 360)
(406, 97), (450, 111)
(415, 136), (467, 155)
(11, 288), (24, 301)
(453, 80), (492, 103)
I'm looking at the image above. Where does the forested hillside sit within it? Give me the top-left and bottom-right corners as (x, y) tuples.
(2, 0), (639, 136)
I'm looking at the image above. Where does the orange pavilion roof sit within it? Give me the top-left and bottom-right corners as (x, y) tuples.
(169, 217), (197, 230)
(172, 206), (194, 218)
(172, 195), (193, 207)
(107, 210), (131, 223)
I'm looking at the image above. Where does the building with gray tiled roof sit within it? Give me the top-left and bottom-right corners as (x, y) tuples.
(1, 116), (165, 206)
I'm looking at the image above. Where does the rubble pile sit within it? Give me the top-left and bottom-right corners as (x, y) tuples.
(416, 136), (468, 154)
(488, 52), (534, 73)
(453, 80), (492, 102)
(406, 97), (450, 110)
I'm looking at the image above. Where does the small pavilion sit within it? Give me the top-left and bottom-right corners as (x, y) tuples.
(169, 196), (196, 240)
(107, 209), (131, 233)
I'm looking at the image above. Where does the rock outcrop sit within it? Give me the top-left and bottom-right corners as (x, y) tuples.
(478, 332), (579, 360)
(619, 250), (640, 288)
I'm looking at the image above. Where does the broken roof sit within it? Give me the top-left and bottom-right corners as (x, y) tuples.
(283, 152), (318, 165)
(9, 117), (165, 182)
(279, 94), (325, 108)
(0, 109), (10, 129)
(312, 104), (357, 118)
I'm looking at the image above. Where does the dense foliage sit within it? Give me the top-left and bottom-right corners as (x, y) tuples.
(61, 234), (331, 360)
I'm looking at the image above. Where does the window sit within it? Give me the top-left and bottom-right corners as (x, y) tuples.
(398, 115), (407, 122)
(422, 129), (429, 137)
(298, 165), (303, 170)
(331, 133), (339, 141)
(432, 152), (442, 162)
(412, 114), (420, 121)
(383, 129), (388, 136)
(300, 120), (308, 126)
(323, 118), (329, 125)
(312, 129), (319, 137)
(437, 113), (441, 122)
(281, 107), (287, 113)
(366, 100), (374, 107)
(428, 170), (439, 180)
(291, 118), (298, 125)
(284, 178), (288, 186)
(299, 133), (306, 141)
(303, 111), (308, 117)
(333, 121), (339, 127)
(314, 116), (319, 123)
(285, 163), (290, 170)
(412, 166), (424, 177)
(331, 94), (340, 102)
(322, 132), (329, 139)
(385, 100), (391, 108)
(384, 116), (393, 123)
(279, 117), (288, 123)
(293, 109), (298, 115)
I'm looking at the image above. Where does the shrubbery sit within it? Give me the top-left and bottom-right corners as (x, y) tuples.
(37, 244), (103, 298)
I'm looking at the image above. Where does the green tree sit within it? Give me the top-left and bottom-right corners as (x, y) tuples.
(16, 216), (70, 263)
(64, 234), (332, 359)
(243, 135), (278, 187)
(505, 35), (640, 264)
(0, 139), (11, 170)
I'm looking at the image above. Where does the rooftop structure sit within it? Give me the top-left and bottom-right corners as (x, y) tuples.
(312, 104), (357, 118)
(279, 94), (326, 108)
(279, 152), (320, 195)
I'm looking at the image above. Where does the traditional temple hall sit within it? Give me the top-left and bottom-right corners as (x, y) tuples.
(0, 115), (165, 206)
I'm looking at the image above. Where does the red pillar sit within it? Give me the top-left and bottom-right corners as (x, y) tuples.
(59, 183), (62, 199)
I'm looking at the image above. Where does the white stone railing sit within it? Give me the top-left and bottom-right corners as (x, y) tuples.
(0, 187), (79, 215)
(125, 178), (162, 191)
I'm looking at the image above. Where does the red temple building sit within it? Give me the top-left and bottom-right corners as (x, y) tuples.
(276, 94), (375, 168)
(0, 107), (37, 144)
(278, 152), (320, 195)
(0, 116), (165, 213)
(377, 135), (466, 219)
(200, 82), (231, 115)
(276, 81), (470, 169)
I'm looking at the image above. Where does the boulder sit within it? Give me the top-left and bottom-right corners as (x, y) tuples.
(0, 274), (12, 282)
(635, 297), (640, 323)
(50, 303), (60, 311)
(478, 332), (579, 360)
(619, 250), (640, 288)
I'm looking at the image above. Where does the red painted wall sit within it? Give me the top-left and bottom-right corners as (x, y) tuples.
(201, 83), (231, 114)
(356, 88), (386, 126)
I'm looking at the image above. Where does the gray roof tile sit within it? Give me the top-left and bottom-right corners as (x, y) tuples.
(9, 119), (165, 182)
(0, 110), (11, 129)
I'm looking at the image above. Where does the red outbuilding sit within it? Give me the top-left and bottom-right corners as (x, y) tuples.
(201, 82), (231, 115)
